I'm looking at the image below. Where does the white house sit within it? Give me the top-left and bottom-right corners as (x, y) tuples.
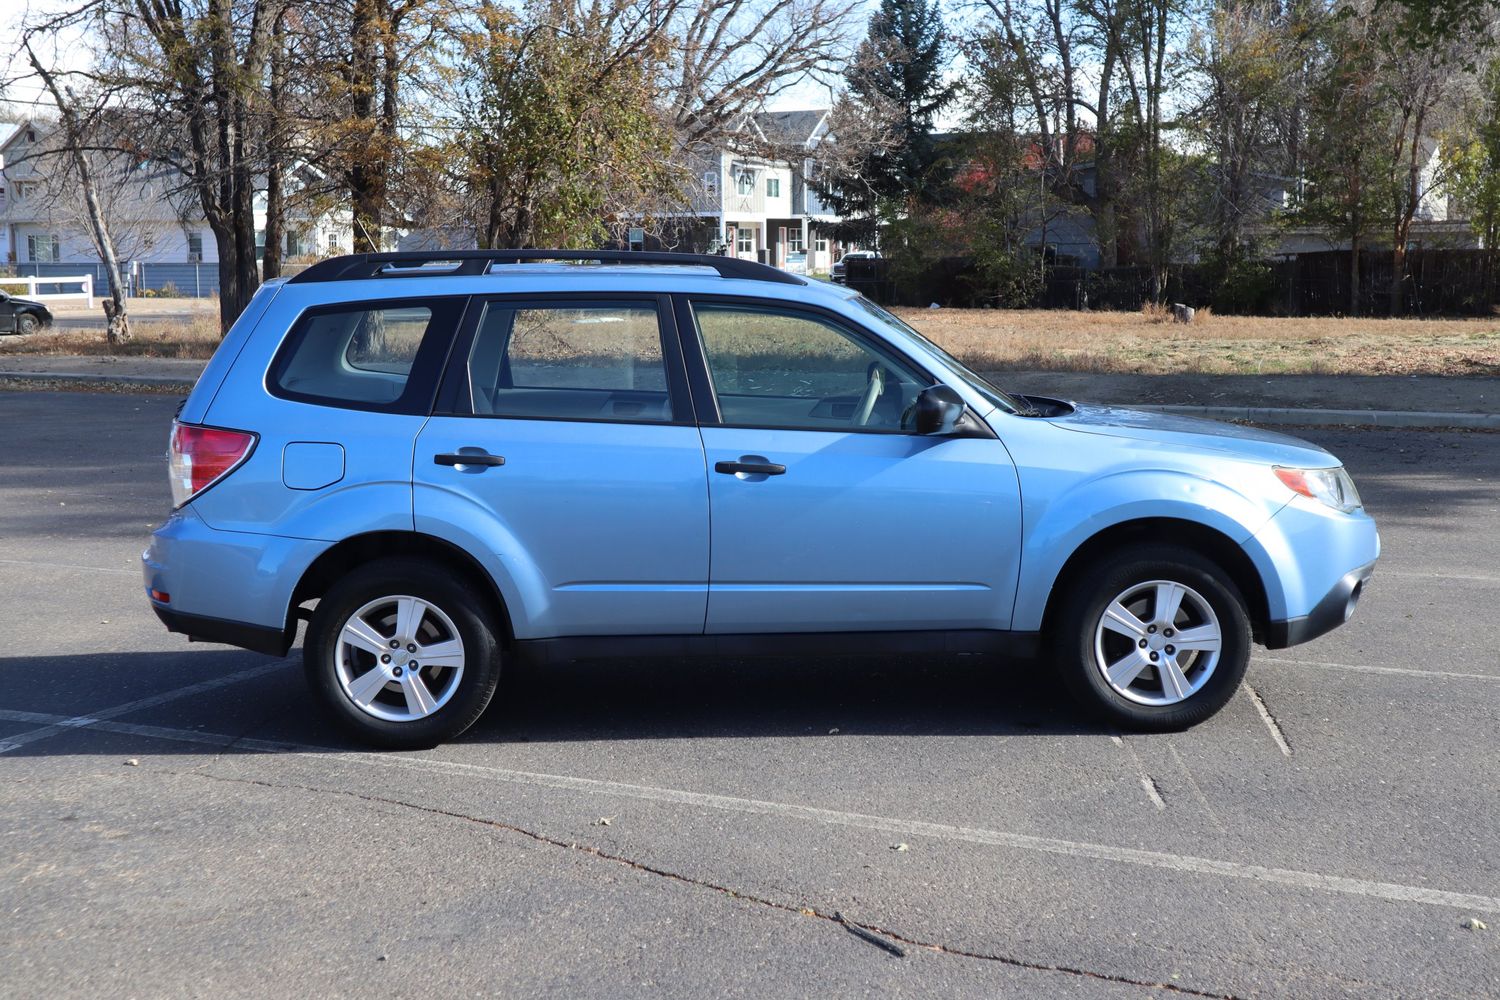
(659, 109), (858, 275)
(0, 117), (358, 296)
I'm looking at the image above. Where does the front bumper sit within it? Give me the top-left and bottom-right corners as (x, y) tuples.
(1264, 559), (1375, 649)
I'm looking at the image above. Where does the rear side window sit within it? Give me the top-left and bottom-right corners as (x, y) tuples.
(270, 298), (465, 413)
(464, 301), (675, 423)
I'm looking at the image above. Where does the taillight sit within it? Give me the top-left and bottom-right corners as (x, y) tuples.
(169, 422), (256, 507)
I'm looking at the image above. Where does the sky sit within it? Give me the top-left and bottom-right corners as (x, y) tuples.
(2, 0), (961, 124)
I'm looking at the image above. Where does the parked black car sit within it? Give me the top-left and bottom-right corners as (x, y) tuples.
(0, 290), (53, 335)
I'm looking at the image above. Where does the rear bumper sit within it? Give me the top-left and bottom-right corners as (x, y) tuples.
(1264, 560), (1375, 649)
(142, 506), (329, 653)
(151, 603), (293, 656)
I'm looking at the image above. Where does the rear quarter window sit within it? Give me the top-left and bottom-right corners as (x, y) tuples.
(268, 298), (466, 413)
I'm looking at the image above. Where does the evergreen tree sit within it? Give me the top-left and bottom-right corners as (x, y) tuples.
(818, 0), (956, 229)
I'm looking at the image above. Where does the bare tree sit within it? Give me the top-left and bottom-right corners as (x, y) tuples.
(82, 0), (290, 331)
(976, 0), (1130, 267)
(22, 41), (131, 344)
(1185, 1), (1308, 264)
(665, 0), (859, 150)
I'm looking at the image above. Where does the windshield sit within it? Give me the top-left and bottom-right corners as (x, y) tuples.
(848, 295), (1024, 415)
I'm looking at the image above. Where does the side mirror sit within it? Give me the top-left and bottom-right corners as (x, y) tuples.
(912, 385), (966, 435)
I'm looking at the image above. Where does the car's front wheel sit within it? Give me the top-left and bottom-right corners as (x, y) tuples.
(16, 312), (41, 335)
(304, 558), (501, 749)
(1053, 544), (1251, 731)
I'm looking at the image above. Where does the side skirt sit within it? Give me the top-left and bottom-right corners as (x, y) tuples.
(512, 630), (1040, 667)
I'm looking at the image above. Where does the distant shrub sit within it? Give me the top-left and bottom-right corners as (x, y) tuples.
(1210, 258), (1277, 314)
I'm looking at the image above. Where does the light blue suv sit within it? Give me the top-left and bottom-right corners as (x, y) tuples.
(143, 251), (1378, 748)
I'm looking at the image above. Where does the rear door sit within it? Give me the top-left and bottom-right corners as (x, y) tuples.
(679, 297), (1023, 635)
(413, 295), (710, 638)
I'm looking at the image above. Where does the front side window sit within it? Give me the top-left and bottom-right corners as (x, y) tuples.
(271, 299), (463, 412)
(466, 301), (673, 423)
(691, 302), (929, 431)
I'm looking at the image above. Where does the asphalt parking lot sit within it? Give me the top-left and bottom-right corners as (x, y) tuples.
(2, 389), (1497, 998)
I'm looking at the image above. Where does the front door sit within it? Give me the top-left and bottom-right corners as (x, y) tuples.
(414, 296), (709, 638)
(681, 299), (1023, 634)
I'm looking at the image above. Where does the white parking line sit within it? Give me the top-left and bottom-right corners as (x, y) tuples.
(5, 709), (1498, 916)
(1110, 735), (1166, 810)
(1242, 683), (1294, 757)
(0, 661), (288, 753)
(1378, 569), (1500, 585)
(0, 557), (140, 576)
(1259, 657), (1498, 682)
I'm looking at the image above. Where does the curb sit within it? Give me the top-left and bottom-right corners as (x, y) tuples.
(0, 370), (197, 388)
(2, 369), (1498, 429)
(1138, 404), (1500, 430)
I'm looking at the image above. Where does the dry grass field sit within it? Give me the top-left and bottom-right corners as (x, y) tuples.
(893, 307), (1500, 376)
(4, 303), (1499, 377)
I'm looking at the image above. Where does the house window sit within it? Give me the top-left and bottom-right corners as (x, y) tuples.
(628, 226), (645, 251)
(736, 170), (755, 196)
(285, 229), (302, 257)
(26, 129), (36, 143)
(13, 181), (31, 200)
(27, 234), (60, 263)
(737, 228), (754, 254)
(766, 178), (780, 198)
(702, 171), (718, 196)
(327, 233), (339, 255)
(186, 231), (203, 263)
(788, 230), (804, 253)
(815, 237), (828, 253)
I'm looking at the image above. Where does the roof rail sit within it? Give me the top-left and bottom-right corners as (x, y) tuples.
(287, 250), (806, 286)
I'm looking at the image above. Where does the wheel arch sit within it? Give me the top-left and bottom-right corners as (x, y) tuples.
(289, 530), (515, 645)
(1039, 518), (1271, 645)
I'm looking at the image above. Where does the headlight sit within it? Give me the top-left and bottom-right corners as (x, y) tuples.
(1274, 466), (1363, 513)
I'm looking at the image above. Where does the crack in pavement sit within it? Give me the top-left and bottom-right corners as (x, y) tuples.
(156, 766), (1248, 999)
(15, 711), (1500, 915)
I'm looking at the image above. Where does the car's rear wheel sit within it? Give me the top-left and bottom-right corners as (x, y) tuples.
(1053, 544), (1251, 731)
(16, 312), (41, 335)
(305, 558), (501, 749)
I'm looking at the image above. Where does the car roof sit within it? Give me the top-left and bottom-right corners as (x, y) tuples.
(273, 253), (860, 309)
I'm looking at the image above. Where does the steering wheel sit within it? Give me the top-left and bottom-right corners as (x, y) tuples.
(854, 363), (887, 427)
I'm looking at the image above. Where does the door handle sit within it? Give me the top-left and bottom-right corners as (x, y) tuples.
(434, 451), (505, 468)
(715, 459), (786, 476)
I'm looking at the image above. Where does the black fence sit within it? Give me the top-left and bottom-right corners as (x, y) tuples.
(844, 248), (1500, 316)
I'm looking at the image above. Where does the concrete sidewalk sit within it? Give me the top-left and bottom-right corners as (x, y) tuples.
(1, 354), (1496, 428)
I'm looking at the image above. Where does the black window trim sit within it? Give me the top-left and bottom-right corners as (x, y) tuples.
(672, 293), (962, 437)
(265, 294), (471, 416)
(432, 291), (697, 428)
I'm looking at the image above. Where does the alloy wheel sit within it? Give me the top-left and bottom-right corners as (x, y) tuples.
(1092, 579), (1223, 706)
(333, 595), (466, 723)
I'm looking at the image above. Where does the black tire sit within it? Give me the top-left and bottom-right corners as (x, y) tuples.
(1051, 543), (1251, 731)
(304, 558), (501, 749)
(16, 312), (40, 335)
